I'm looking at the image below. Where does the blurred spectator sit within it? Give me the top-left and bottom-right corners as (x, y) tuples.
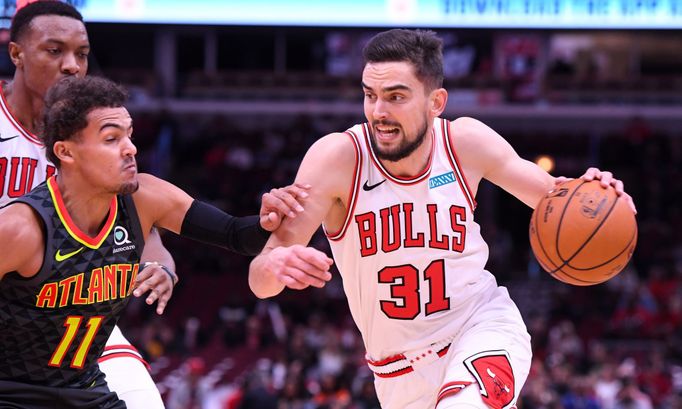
(167, 357), (208, 409)
(614, 377), (653, 409)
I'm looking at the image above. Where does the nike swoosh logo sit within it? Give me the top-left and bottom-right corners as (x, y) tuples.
(55, 247), (84, 262)
(0, 135), (19, 142)
(362, 179), (386, 191)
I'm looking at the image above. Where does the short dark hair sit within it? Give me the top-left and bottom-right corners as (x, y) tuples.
(363, 29), (444, 91)
(10, 1), (84, 43)
(43, 76), (128, 167)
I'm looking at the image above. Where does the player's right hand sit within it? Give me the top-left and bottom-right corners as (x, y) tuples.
(268, 245), (333, 290)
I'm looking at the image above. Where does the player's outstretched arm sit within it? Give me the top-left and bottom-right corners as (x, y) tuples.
(0, 204), (45, 280)
(249, 133), (354, 299)
(452, 118), (637, 214)
(131, 181), (311, 313)
(132, 174), (309, 255)
(450, 117), (555, 209)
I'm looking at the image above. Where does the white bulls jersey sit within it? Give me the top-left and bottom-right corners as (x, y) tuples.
(325, 118), (498, 360)
(0, 86), (56, 206)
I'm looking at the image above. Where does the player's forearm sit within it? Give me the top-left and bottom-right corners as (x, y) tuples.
(180, 200), (270, 255)
(140, 227), (175, 270)
(248, 252), (285, 299)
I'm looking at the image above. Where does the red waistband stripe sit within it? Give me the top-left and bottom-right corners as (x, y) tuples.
(367, 343), (451, 378)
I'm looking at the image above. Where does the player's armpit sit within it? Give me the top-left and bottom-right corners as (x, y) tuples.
(0, 204), (44, 279)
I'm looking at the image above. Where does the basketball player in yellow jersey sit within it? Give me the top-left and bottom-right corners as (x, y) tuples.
(248, 29), (636, 409)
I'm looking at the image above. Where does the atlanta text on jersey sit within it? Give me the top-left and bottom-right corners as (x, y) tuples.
(35, 263), (139, 308)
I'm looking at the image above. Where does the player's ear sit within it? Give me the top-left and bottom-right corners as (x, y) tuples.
(8, 42), (23, 68)
(53, 141), (74, 164)
(429, 88), (448, 117)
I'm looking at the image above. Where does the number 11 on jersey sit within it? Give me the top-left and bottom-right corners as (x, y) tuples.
(49, 315), (104, 369)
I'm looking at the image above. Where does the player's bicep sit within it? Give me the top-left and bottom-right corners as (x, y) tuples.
(453, 118), (554, 208)
(268, 133), (355, 247)
(134, 173), (194, 235)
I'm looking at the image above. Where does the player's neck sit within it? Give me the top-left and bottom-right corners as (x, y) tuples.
(55, 173), (116, 237)
(3, 79), (44, 134)
(379, 128), (434, 178)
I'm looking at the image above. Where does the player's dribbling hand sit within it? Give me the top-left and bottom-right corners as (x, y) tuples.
(268, 245), (333, 290)
(579, 167), (637, 214)
(260, 182), (311, 231)
(132, 263), (178, 315)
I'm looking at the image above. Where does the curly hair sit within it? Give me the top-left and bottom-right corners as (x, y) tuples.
(43, 76), (128, 167)
(11, 1), (84, 43)
(362, 29), (444, 92)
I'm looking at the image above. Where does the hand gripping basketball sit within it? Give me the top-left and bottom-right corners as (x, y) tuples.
(529, 178), (637, 285)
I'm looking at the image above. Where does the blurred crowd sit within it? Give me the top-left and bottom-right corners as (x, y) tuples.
(116, 111), (681, 409)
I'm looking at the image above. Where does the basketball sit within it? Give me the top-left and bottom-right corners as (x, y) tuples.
(529, 178), (637, 286)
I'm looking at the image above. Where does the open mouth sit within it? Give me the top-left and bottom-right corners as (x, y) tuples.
(374, 125), (400, 140)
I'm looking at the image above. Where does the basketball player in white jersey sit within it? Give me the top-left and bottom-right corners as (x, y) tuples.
(2, 2), (175, 408)
(248, 29), (636, 408)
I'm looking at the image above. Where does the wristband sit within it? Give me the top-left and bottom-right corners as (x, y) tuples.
(142, 261), (178, 286)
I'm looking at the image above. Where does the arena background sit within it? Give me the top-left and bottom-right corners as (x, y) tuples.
(2, 0), (681, 407)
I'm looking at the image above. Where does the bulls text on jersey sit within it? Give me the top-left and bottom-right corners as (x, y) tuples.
(0, 156), (56, 199)
(354, 202), (467, 257)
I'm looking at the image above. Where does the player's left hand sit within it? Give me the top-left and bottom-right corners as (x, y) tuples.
(579, 167), (637, 214)
(132, 262), (178, 315)
(260, 182), (311, 231)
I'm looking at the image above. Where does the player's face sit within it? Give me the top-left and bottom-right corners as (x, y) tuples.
(362, 61), (432, 162)
(69, 107), (138, 195)
(13, 15), (89, 98)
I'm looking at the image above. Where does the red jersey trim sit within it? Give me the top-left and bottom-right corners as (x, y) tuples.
(367, 353), (408, 367)
(374, 366), (414, 378)
(325, 131), (362, 241)
(102, 344), (142, 354)
(98, 352), (151, 370)
(0, 82), (43, 146)
(99, 344), (150, 369)
(364, 123), (434, 186)
(47, 176), (118, 249)
(436, 382), (472, 406)
(442, 119), (477, 212)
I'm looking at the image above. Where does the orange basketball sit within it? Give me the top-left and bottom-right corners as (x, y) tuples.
(529, 179), (637, 286)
